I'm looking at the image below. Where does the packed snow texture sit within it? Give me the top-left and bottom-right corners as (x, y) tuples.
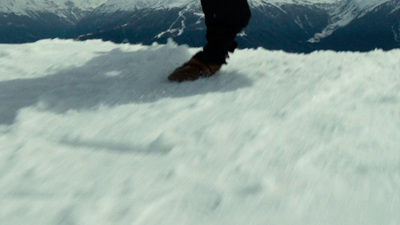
(0, 39), (399, 225)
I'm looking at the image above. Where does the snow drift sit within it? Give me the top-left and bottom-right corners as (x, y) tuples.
(0, 39), (399, 225)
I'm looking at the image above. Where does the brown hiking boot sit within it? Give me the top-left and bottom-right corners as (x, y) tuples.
(168, 57), (222, 82)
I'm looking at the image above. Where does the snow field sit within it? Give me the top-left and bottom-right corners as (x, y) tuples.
(0, 39), (399, 225)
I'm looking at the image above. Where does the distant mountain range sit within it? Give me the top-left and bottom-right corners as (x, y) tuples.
(1, 0), (399, 52)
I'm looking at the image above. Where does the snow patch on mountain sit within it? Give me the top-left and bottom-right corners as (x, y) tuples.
(154, 6), (196, 39)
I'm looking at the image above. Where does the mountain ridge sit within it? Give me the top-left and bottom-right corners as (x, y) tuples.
(1, 0), (399, 52)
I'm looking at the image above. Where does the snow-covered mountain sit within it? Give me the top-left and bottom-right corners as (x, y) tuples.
(0, 0), (106, 21)
(70, 0), (399, 52)
(1, 0), (400, 52)
(0, 0), (107, 43)
(309, 0), (395, 42)
(314, 0), (400, 51)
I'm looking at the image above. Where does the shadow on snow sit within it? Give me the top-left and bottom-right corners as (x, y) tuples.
(0, 45), (252, 125)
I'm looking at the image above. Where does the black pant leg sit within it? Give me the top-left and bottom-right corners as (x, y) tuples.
(195, 0), (251, 64)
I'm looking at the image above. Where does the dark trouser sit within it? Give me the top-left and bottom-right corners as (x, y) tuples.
(194, 0), (251, 65)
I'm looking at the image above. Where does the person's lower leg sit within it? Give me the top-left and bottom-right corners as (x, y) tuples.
(195, 0), (251, 65)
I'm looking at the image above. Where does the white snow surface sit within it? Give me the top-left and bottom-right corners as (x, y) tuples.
(0, 39), (399, 225)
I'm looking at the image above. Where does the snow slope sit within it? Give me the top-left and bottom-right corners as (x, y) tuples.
(0, 39), (399, 225)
